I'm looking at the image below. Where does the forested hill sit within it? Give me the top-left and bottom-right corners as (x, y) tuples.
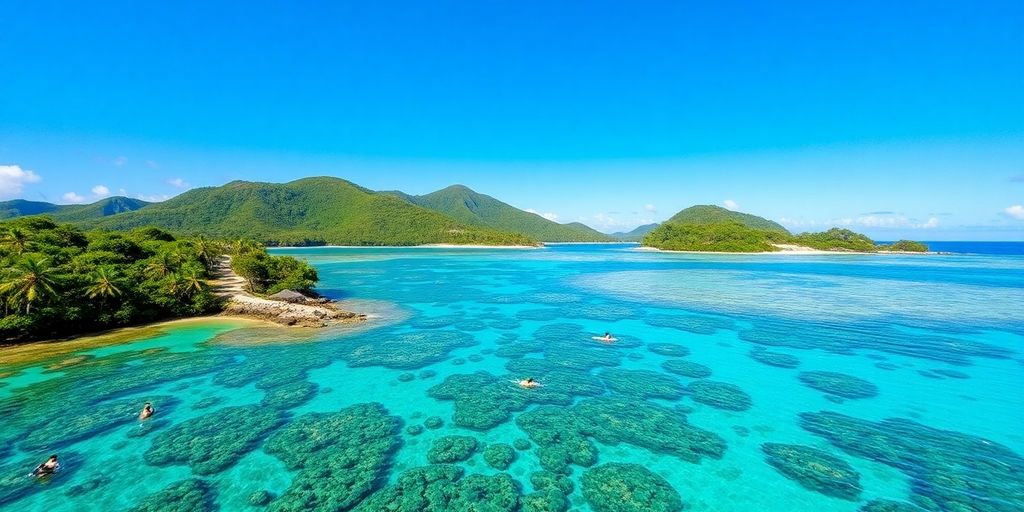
(393, 185), (613, 242)
(79, 177), (537, 246)
(665, 205), (790, 233)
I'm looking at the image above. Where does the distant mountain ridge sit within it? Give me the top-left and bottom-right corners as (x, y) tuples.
(611, 223), (659, 241)
(0, 196), (149, 221)
(393, 185), (613, 242)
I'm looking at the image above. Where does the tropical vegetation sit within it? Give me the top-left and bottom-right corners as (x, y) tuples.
(643, 206), (927, 253)
(74, 178), (539, 246)
(395, 185), (612, 242)
(0, 219), (318, 343)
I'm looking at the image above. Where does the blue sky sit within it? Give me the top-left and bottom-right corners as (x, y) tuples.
(1, 1), (1022, 239)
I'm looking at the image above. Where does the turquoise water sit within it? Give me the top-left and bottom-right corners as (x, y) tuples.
(2, 244), (1022, 511)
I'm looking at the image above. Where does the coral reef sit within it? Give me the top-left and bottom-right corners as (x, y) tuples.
(798, 371), (878, 399)
(355, 464), (524, 512)
(22, 396), (178, 450)
(761, 443), (862, 500)
(516, 406), (598, 473)
(800, 411), (1024, 511)
(483, 443), (517, 470)
(646, 343), (690, 357)
(599, 368), (685, 400)
(128, 479), (216, 512)
(341, 330), (477, 370)
(424, 416), (444, 429)
(406, 425), (425, 436)
(686, 380), (753, 411)
(0, 452), (83, 507)
(514, 438), (532, 451)
(145, 405), (284, 475)
(859, 499), (920, 512)
(661, 359), (713, 378)
(530, 471), (574, 495)
(427, 435), (478, 464)
(644, 314), (734, 335)
(264, 403), (401, 511)
(192, 396), (225, 410)
(260, 380), (318, 410)
(581, 463), (683, 512)
(748, 348), (800, 369)
(248, 490), (274, 506)
(398, 373), (415, 382)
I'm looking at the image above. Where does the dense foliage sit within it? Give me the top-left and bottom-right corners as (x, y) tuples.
(666, 205), (790, 233)
(611, 223), (659, 242)
(642, 221), (781, 252)
(645, 207), (926, 253)
(878, 240), (928, 252)
(792, 228), (877, 252)
(0, 218), (220, 342)
(399, 184), (613, 242)
(229, 241), (318, 294)
(75, 178), (537, 246)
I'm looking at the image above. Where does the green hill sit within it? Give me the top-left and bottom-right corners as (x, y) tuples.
(0, 199), (63, 219)
(81, 177), (537, 246)
(0, 197), (149, 221)
(612, 223), (659, 242)
(643, 221), (780, 252)
(666, 205), (789, 233)
(395, 185), (613, 242)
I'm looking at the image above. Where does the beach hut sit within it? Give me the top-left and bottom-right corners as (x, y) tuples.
(267, 289), (309, 303)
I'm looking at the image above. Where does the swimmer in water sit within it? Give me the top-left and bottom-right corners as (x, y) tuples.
(139, 402), (155, 420)
(518, 377), (541, 389)
(31, 454), (59, 478)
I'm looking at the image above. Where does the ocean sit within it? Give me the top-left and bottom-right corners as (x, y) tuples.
(1, 243), (1021, 511)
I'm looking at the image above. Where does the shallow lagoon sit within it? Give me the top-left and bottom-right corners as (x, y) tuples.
(1, 244), (1022, 511)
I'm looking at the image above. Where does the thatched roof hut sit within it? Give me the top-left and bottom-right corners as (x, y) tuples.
(267, 289), (309, 303)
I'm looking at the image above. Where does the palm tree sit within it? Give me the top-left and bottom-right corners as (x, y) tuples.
(86, 267), (122, 300)
(145, 252), (180, 278)
(191, 236), (221, 271)
(1, 227), (32, 255)
(0, 255), (57, 314)
(178, 269), (207, 296)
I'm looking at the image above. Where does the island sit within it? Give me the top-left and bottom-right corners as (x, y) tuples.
(641, 205), (928, 253)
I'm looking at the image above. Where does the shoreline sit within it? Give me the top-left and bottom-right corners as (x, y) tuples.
(633, 245), (932, 255)
(211, 256), (368, 327)
(269, 244), (542, 250)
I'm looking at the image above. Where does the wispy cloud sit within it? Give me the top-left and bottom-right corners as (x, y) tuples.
(0, 164), (41, 198)
(167, 177), (190, 189)
(61, 192), (86, 204)
(644, 203), (657, 213)
(1004, 205), (1024, 220)
(526, 208), (559, 222)
(722, 199), (739, 211)
(113, 156), (127, 167)
(863, 211), (895, 215)
(92, 185), (111, 197)
(135, 193), (171, 202)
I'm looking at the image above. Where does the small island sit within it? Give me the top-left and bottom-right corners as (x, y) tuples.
(641, 205), (928, 253)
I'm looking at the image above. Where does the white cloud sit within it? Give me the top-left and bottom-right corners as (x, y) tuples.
(784, 213), (940, 230)
(135, 193), (171, 202)
(526, 208), (558, 222)
(62, 192), (86, 204)
(723, 199), (739, 211)
(0, 164), (42, 198)
(92, 185), (111, 197)
(113, 156), (127, 167)
(1004, 205), (1024, 220)
(644, 204), (657, 213)
(167, 177), (190, 189)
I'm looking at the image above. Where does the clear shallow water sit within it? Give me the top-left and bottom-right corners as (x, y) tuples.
(1, 244), (1022, 512)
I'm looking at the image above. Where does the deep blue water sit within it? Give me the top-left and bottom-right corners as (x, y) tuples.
(1, 244), (1022, 511)
(920, 241), (1024, 255)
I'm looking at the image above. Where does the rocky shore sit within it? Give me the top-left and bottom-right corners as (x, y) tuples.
(211, 256), (366, 328)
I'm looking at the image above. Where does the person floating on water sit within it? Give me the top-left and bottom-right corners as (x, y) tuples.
(31, 454), (59, 478)
(518, 377), (541, 389)
(139, 402), (155, 420)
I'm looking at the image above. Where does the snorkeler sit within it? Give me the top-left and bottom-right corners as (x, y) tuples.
(31, 454), (59, 477)
(518, 377), (541, 389)
(139, 402), (155, 420)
